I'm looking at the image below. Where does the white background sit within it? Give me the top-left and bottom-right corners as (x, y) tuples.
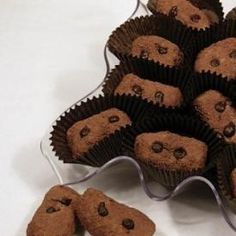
(0, 0), (235, 235)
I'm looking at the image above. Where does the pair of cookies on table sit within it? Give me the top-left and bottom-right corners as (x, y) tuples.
(27, 186), (156, 236)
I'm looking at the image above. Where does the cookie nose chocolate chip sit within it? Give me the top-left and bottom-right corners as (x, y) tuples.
(122, 218), (135, 230)
(223, 122), (235, 138)
(98, 202), (109, 217)
(229, 50), (236, 59)
(210, 59), (220, 67)
(174, 147), (187, 159)
(190, 14), (201, 23)
(169, 6), (178, 17)
(215, 101), (226, 113)
(140, 50), (149, 59)
(80, 126), (90, 138)
(155, 91), (164, 104)
(46, 207), (59, 214)
(109, 115), (120, 123)
(151, 141), (163, 153)
(156, 45), (168, 55)
(60, 198), (72, 206)
(132, 85), (143, 96)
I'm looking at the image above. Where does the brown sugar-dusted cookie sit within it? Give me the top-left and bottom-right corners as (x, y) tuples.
(27, 185), (80, 236)
(131, 35), (184, 67)
(194, 38), (236, 80)
(148, 0), (216, 30)
(67, 108), (131, 157)
(231, 168), (236, 198)
(193, 90), (236, 143)
(114, 73), (183, 106)
(134, 131), (208, 170)
(76, 188), (156, 236)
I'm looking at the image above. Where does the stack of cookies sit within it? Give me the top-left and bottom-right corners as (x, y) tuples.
(48, 0), (236, 217)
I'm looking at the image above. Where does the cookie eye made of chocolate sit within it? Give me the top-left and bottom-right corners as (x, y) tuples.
(168, 6), (178, 17)
(229, 50), (236, 59)
(140, 49), (149, 60)
(51, 197), (73, 206)
(155, 91), (164, 104)
(132, 84), (143, 96)
(210, 58), (220, 67)
(223, 122), (236, 138)
(80, 126), (90, 138)
(151, 141), (164, 153)
(190, 14), (201, 23)
(173, 147), (187, 160)
(215, 101), (226, 113)
(156, 44), (168, 55)
(46, 207), (60, 214)
(59, 197), (72, 206)
(108, 115), (120, 123)
(97, 202), (109, 217)
(122, 218), (135, 230)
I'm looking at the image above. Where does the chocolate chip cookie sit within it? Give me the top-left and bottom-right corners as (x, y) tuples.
(148, 0), (218, 30)
(76, 188), (156, 236)
(193, 89), (236, 143)
(27, 185), (80, 236)
(194, 38), (236, 80)
(134, 131), (208, 170)
(114, 73), (183, 106)
(131, 35), (184, 67)
(67, 108), (131, 157)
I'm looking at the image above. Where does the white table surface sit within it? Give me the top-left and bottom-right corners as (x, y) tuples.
(0, 1), (235, 235)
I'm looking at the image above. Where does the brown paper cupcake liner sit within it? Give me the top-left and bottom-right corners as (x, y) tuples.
(217, 144), (236, 213)
(194, 20), (236, 61)
(50, 94), (157, 167)
(107, 14), (195, 67)
(121, 114), (223, 187)
(188, 72), (236, 145)
(147, 0), (224, 30)
(102, 56), (194, 108)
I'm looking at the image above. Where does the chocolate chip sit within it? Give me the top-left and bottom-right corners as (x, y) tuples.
(174, 147), (187, 159)
(80, 126), (90, 138)
(122, 218), (135, 230)
(210, 59), (220, 67)
(223, 122), (235, 138)
(46, 207), (59, 214)
(140, 50), (149, 59)
(98, 202), (108, 217)
(151, 141), (163, 153)
(108, 115), (120, 123)
(215, 101), (226, 113)
(229, 50), (236, 59)
(60, 198), (72, 206)
(156, 45), (168, 54)
(155, 91), (164, 104)
(190, 14), (201, 23)
(169, 6), (178, 17)
(132, 85), (143, 96)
